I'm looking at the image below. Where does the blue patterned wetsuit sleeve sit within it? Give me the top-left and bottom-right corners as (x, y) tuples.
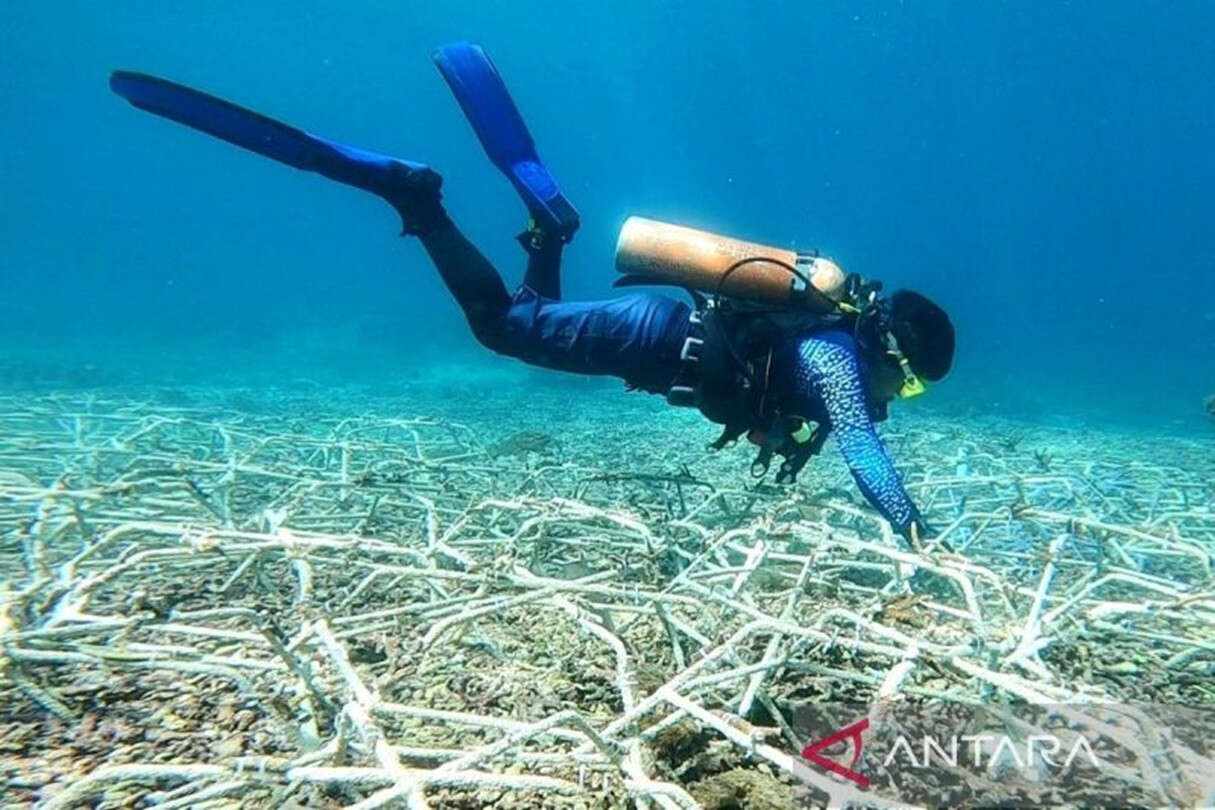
(786, 334), (921, 534)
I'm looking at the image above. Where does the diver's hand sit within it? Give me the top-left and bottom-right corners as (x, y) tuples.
(903, 517), (932, 551)
(904, 518), (955, 554)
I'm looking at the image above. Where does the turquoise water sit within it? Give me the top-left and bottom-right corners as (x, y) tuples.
(4, 6), (1215, 806)
(2, 1), (1213, 432)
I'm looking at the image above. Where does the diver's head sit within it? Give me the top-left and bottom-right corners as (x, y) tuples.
(872, 290), (954, 401)
(889, 290), (954, 382)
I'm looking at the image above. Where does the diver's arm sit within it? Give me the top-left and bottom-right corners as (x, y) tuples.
(793, 336), (924, 540)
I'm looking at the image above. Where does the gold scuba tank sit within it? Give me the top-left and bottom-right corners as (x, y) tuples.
(614, 216), (846, 311)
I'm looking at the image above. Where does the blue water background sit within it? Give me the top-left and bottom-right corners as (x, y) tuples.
(2, 1), (1212, 432)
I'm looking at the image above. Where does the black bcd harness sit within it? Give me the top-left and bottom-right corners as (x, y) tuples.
(664, 272), (891, 483)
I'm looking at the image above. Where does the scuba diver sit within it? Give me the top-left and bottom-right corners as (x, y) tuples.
(110, 43), (954, 546)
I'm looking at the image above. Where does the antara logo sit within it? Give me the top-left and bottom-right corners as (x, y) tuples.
(799, 716), (1103, 789)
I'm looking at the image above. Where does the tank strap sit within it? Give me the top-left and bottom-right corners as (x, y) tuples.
(665, 308), (705, 408)
(792, 252), (819, 295)
(665, 303), (771, 449)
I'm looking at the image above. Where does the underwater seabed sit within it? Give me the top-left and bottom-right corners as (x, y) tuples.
(2, 368), (1214, 809)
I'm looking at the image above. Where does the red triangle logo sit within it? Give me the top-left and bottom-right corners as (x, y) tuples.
(801, 717), (870, 787)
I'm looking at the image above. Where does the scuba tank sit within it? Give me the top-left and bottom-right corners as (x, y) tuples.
(614, 216), (846, 310)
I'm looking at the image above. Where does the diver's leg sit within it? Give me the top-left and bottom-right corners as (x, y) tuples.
(499, 291), (691, 393)
(519, 230), (564, 299)
(410, 196), (688, 391)
(413, 201), (687, 390)
(416, 221), (512, 352)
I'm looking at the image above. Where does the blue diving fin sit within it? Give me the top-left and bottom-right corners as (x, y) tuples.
(432, 43), (580, 241)
(109, 71), (441, 232)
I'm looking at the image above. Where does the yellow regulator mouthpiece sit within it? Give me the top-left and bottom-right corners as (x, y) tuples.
(899, 374), (927, 399)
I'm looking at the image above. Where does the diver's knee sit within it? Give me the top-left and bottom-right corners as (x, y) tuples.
(470, 323), (509, 354)
(464, 307), (511, 355)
